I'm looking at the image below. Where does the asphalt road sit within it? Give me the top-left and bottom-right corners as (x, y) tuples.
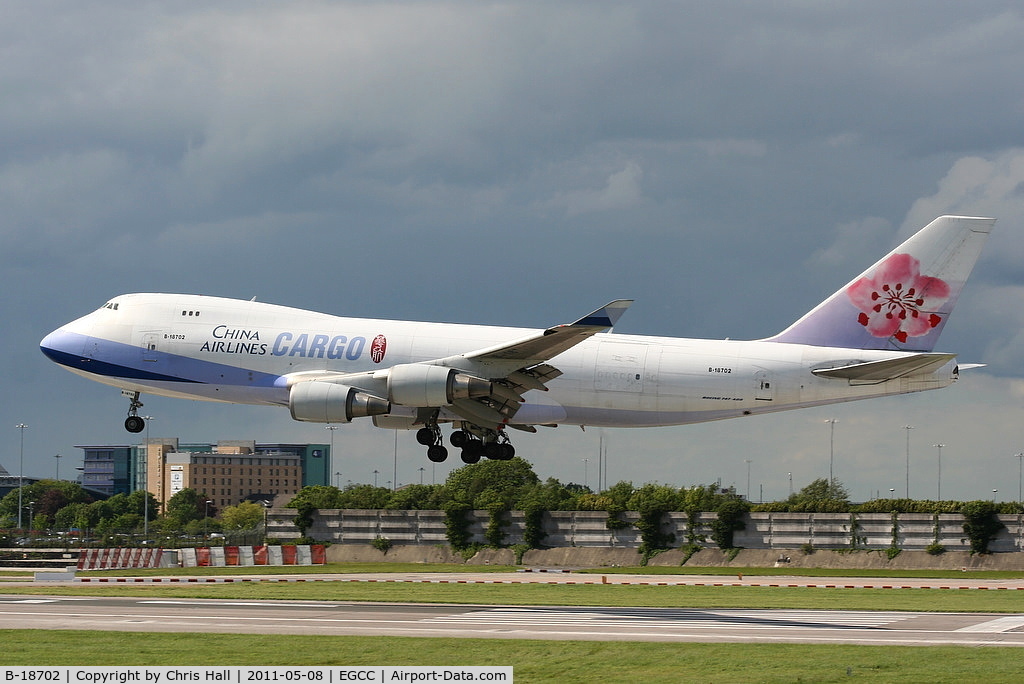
(2, 595), (1023, 647)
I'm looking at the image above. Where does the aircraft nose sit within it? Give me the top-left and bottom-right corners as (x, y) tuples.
(40, 328), (84, 364)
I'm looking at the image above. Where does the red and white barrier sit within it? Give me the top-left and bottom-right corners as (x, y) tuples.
(77, 547), (163, 570)
(179, 544), (325, 568)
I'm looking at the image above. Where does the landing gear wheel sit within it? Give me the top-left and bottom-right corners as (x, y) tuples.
(123, 390), (145, 433)
(416, 427), (436, 446)
(449, 430), (470, 449)
(483, 442), (502, 460)
(499, 443), (515, 460)
(427, 444), (449, 463)
(125, 415), (145, 433)
(460, 440), (483, 464)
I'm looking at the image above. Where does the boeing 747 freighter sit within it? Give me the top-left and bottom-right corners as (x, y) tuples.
(41, 216), (994, 464)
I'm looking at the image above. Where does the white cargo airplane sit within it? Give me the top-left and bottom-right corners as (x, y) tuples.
(41, 215), (993, 464)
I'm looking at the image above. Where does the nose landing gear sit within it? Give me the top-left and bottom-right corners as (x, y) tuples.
(123, 390), (146, 433)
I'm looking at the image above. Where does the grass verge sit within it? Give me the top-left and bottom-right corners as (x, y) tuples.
(1, 630), (1022, 683)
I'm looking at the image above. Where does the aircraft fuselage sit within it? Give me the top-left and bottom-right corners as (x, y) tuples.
(41, 292), (956, 429)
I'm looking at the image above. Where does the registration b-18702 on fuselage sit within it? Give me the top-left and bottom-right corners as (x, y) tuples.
(41, 215), (994, 464)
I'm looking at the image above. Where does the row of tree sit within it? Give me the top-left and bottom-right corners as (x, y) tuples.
(0, 479), (266, 539)
(3, 459), (1020, 543)
(287, 460), (1024, 515)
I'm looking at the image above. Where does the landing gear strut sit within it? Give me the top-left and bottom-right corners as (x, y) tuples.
(450, 426), (515, 463)
(123, 391), (146, 433)
(416, 417), (449, 463)
(416, 419), (517, 465)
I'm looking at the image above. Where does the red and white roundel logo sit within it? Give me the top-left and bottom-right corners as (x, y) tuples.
(370, 334), (387, 363)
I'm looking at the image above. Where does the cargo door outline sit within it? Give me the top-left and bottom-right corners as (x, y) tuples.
(595, 342), (648, 392)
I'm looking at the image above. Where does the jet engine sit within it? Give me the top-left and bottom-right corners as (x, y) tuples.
(289, 381), (390, 423)
(386, 363), (492, 406)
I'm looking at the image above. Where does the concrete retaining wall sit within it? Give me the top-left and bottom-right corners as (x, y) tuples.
(271, 509), (1024, 553)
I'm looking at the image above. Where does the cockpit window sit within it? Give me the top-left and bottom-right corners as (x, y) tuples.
(101, 302), (119, 311)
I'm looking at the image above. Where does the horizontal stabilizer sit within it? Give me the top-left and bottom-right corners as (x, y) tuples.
(812, 353), (957, 382)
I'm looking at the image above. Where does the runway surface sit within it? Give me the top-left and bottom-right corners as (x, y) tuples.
(2, 594), (1023, 647)
(59, 570), (1024, 590)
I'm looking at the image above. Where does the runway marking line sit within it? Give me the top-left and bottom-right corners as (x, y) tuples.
(70, 576), (1024, 591)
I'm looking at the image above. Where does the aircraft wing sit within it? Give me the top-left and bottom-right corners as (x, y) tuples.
(459, 299), (633, 363)
(811, 353), (957, 384)
(282, 300), (633, 431)
(442, 299), (633, 430)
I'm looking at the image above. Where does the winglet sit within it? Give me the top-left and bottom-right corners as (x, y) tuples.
(567, 299), (633, 329)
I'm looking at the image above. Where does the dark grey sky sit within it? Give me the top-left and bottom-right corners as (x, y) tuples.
(5, 2), (1024, 501)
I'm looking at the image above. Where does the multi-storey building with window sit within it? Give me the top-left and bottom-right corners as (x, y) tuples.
(76, 439), (329, 511)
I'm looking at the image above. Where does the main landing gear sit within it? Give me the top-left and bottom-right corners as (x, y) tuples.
(123, 390), (146, 433)
(416, 422), (516, 464)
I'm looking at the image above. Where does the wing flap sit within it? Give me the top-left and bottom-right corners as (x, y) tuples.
(811, 353), (957, 383)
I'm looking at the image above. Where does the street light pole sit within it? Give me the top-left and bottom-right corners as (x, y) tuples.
(54, 453), (61, 480)
(1016, 453), (1024, 505)
(903, 425), (914, 499)
(933, 444), (944, 501)
(142, 416), (154, 539)
(204, 500), (213, 541)
(325, 425), (338, 488)
(745, 459), (752, 500)
(825, 419), (838, 484)
(15, 424), (27, 530)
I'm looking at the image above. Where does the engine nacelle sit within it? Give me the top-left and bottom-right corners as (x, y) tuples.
(387, 363), (492, 407)
(289, 381), (390, 423)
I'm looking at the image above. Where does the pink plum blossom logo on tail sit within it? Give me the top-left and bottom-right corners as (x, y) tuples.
(846, 253), (951, 344)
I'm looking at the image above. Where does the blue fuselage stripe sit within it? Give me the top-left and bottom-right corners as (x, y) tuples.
(40, 332), (284, 388)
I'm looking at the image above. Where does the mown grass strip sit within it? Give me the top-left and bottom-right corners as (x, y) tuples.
(1, 630), (1022, 683)
(21, 561), (1024, 580)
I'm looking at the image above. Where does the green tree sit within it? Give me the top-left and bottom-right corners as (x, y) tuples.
(220, 501), (266, 530)
(709, 498), (750, 549)
(961, 500), (1006, 554)
(126, 489), (158, 522)
(444, 457), (540, 509)
(386, 484), (445, 510)
(336, 484), (392, 509)
(0, 479), (94, 525)
(603, 481), (636, 510)
(627, 484), (681, 557)
(287, 485), (343, 509)
(772, 478), (851, 512)
(292, 501), (316, 538)
(165, 488), (215, 527)
(515, 478), (577, 511)
(54, 502), (90, 531)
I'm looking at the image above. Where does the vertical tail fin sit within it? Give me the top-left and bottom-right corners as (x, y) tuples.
(766, 215), (994, 351)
